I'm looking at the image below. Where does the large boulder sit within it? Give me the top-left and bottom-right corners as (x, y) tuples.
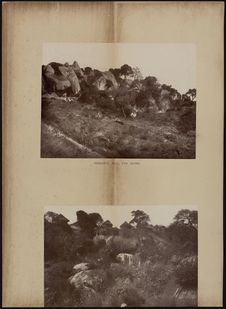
(158, 89), (171, 112)
(73, 262), (90, 273)
(116, 253), (134, 266)
(92, 70), (118, 91)
(93, 76), (108, 90)
(58, 65), (81, 95)
(69, 269), (107, 291)
(43, 63), (80, 96)
(44, 211), (69, 224)
(116, 253), (141, 267)
(72, 60), (84, 79)
(102, 71), (118, 88)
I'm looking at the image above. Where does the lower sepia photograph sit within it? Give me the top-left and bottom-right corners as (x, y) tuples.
(44, 205), (198, 307)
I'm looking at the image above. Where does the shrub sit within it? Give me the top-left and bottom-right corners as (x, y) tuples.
(103, 277), (144, 307)
(175, 256), (197, 289)
(44, 261), (75, 307)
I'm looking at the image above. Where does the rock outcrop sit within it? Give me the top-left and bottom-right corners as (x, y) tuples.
(73, 262), (90, 273)
(43, 62), (81, 96)
(42, 61), (196, 121)
(69, 269), (107, 291)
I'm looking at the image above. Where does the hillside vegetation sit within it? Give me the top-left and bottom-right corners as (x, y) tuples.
(41, 62), (196, 158)
(44, 209), (198, 307)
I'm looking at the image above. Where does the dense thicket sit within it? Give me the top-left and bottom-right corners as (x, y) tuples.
(44, 209), (197, 307)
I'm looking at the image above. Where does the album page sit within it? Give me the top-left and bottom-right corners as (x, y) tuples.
(2, 2), (224, 307)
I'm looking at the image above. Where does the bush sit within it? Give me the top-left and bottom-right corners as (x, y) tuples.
(44, 261), (75, 307)
(175, 256), (197, 289)
(44, 221), (78, 261)
(103, 277), (144, 307)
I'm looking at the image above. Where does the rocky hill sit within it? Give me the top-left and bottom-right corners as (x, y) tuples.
(44, 209), (197, 307)
(41, 61), (196, 158)
(42, 61), (196, 117)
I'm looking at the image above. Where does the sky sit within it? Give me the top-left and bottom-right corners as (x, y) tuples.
(43, 43), (196, 94)
(45, 205), (197, 227)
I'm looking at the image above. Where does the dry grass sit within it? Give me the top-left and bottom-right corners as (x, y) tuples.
(41, 98), (195, 158)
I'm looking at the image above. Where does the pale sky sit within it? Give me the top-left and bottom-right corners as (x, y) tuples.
(43, 43), (196, 94)
(45, 205), (197, 227)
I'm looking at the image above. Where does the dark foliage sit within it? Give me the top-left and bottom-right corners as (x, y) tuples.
(45, 209), (197, 306)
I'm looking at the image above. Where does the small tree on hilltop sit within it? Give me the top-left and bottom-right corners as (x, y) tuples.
(174, 209), (197, 229)
(133, 67), (143, 80)
(129, 210), (150, 228)
(143, 76), (161, 102)
(84, 67), (93, 75)
(186, 88), (196, 101)
(120, 64), (133, 79)
(182, 88), (196, 103)
(143, 76), (158, 88)
(167, 209), (198, 254)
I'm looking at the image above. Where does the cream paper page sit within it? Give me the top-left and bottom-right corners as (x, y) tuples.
(3, 2), (224, 307)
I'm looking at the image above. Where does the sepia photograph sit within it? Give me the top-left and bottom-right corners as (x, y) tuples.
(41, 43), (196, 159)
(44, 205), (198, 307)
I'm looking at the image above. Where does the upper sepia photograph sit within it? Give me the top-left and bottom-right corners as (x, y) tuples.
(41, 43), (196, 159)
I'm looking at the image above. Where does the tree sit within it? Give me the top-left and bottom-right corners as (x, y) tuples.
(120, 64), (133, 78)
(129, 210), (150, 227)
(161, 84), (172, 92)
(182, 88), (196, 103)
(167, 209), (198, 254)
(76, 210), (103, 238)
(132, 67), (143, 80)
(143, 76), (161, 102)
(185, 88), (196, 101)
(84, 67), (93, 75)
(143, 76), (158, 88)
(162, 85), (178, 97)
(173, 209), (197, 229)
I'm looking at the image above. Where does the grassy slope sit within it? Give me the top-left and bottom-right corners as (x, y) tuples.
(41, 98), (195, 158)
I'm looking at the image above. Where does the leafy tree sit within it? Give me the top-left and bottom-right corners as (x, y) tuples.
(143, 76), (158, 88)
(84, 67), (93, 75)
(120, 64), (133, 78)
(161, 84), (172, 92)
(167, 209), (198, 254)
(129, 210), (150, 227)
(185, 88), (196, 101)
(132, 67), (143, 80)
(174, 209), (197, 228)
(162, 85), (179, 99)
(143, 76), (161, 102)
(76, 210), (103, 238)
(182, 88), (196, 103)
